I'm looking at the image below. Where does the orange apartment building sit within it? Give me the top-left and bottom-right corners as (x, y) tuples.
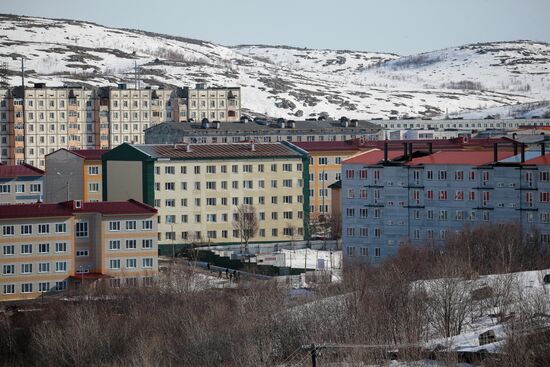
(0, 199), (158, 302)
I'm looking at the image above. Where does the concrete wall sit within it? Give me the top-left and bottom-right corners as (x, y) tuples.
(45, 149), (84, 203)
(105, 160), (143, 202)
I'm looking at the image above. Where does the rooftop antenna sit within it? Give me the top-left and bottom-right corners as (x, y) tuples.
(21, 57), (26, 163)
(134, 61), (138, 89)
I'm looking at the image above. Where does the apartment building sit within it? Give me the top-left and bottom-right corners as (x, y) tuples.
(374, 117), (550, 131)
(0, 199), (158, 302)
(102, 142), (310, 252)
(45, 149), (108, 203)
(0, 163), (44, 204)
(291, 141), (366, 219)
(185, 84), (240, 122)
(341, 143), (550, 264)
(0, 84), (241, 169)
(145, 119), (383, 145)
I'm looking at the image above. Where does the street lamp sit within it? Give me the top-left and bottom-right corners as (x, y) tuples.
(56, 171), (73, 201)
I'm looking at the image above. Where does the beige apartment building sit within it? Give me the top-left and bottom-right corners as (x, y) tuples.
(102, 142), (310, 253)
(0, 199), (158, 302)
(0, 84), (240, 169)
(186, 84), (240, 122)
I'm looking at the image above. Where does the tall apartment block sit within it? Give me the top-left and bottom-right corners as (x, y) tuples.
(0, 83), (241, 169)
(102, 142), (309, 252)
(0, 199), (158, 302)
(341, 143), (550, 264)
(0, 163), (44, 204)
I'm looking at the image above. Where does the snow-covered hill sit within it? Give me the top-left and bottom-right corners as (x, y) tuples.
(1, 14), (549, 119)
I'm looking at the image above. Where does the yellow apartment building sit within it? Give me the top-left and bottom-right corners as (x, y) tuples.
(102, 142), (310, 253)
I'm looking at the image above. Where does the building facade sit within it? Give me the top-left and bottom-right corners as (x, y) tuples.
(0, 199), (158, 302)
(0, 163), (44, 204)
(0, 84), (241, 169)
(341, 146), (550, 264)
(102, 142), (310, 251)
(144, 119), (383, 145)
(45, 149), (107, 203)
(291, 141), (366, 219)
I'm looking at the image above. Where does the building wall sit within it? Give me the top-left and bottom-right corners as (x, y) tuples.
(341, 162), (550, 264)
(307, 150), (358, 218)
(187, 87), (240, 122)
(0, 175), (44, 204)
(152, 158), (306, 245)
(0, 216), (75, 301)
(82, 160), (103, 202)
(45, 149), (84, 203)
(105, 160), (144, 202)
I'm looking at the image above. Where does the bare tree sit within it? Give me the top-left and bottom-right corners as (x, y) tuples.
(232, 204), (259, 254)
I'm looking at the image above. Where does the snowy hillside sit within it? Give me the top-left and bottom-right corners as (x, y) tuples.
(1, 14), (549, 119)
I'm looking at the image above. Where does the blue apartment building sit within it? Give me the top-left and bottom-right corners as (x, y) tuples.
(341, 143), (550, 263)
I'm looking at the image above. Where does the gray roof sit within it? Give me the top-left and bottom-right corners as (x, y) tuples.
(144, 119), (381, 138)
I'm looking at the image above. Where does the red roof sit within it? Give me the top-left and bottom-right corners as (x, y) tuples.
(292, 141), (363, 152)
(407, 150), (515, 166)
(523, 154), (550, 165)
(355, 137), (516, 150)
(57, 149), (109, 160)
(343, 149), (404, 164)
(0, 202), (72, 220)
(65, 199), (157, 215)
(0, 163), (44, 178)
(0, 199), (156, 220)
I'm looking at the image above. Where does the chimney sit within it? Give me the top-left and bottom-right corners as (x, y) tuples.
(403, 142), (407, 159)
(251, 142), (255, 151)
(541, 142), (546, 156)
(521, 143), (526, 163)
(186, 144), (192, 153)
(408, 142), (413, 160)
(513, 143), (518, 156)
(427, 142), (433, 154)
(493, 143), (498, 162)
(384, 142), (388, 162)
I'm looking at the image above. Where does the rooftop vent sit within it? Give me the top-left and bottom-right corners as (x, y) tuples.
(213, 121), (221, 129)
(117, 83), (127, 90)
(201, 118), (210, 129)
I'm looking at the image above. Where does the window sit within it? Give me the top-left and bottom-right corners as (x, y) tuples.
(318, 157), (328, 165)
(21, 263), (33, 274)
(165, 182), (175, 190)
(38, 224), (50, 234)
(55, 262), (67, 272)
(21, 244), (32, 254)
(109, 260), (121, 269)
(439, 191), (448, 201)
(126, 258), (137, 268)
(0, 184), (11, 194)
(39, 282), (50, 293)
(3, 265), (15, 275)
(126, 240), (137, 249)
(346, 169), (355, 179)
(359, 169), (368, 179)
(438, 170), (447, 180)
(89, 183), (100, 192)
(38, 243), (49, 253)
(109, 221), (121, 231)
(165, 166), (175, 174)
(346, 246), (355, 257)
(283, 164), (292, 172)
(142, 239), (153, 249)
(2, 225), (14, 236)
(21, 283), (33, 293)
(76, 222), (88, 237)
(21, 224), (32, 235)
(142, 258), (153, 268)
(455, 191), (464, 201)
(55, 223), (67, 233)
(30, 184), (41, 193)
(541, 192), (550, 203)
(76, 250), (89, 257)
(126, 221), (136, 230)
(3, 284), (15, 294)
(88, 166), (99, 175)
(55, 242), (67, 252)
(3, 245), (14, 255)
(142, 220), (153, 230)
(109, 240), (121, 250)
(15, 184), (24, 193)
